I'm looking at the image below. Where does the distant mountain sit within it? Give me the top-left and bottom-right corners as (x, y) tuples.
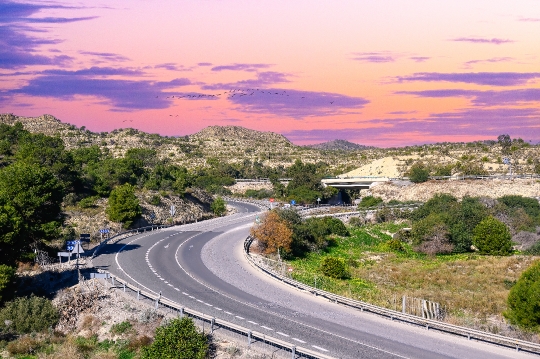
(306, 139), (373, 151)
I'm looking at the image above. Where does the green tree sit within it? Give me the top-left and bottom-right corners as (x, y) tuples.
(141, 317), (208, 359)
(0, 163), (64, 264)
(106, 184), (141, 228)
(358, 196), (383, 208)
(472, 216), (513, 255)
(505, 260), (540, 330)
(408, 161), (430, 183)
(211, 196), (226, 216)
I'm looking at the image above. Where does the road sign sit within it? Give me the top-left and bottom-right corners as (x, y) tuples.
(66, 240), (76, 251)
(288, 267), (293, 272)
(291, 200), (296, 205)
(269, 198), (274, 202)
(57, 252), (72, 258)
(99, 229), (110, 234)
(72, 242), (85, 254)
(170, 205), (176, 216)
(90, 272), (110, 279)
(255, 215), (261, 224)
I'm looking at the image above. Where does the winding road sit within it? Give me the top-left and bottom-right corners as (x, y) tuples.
(93, 201), (534, 359)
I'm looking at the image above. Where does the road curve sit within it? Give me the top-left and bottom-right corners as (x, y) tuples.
(93, 201), (534, 359)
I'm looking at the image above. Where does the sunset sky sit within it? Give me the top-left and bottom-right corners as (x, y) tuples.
(1, 0), (539, 147)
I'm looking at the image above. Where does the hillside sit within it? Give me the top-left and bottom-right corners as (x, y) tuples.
(1, 113), (539, 177)
(306, 139), (372, 151)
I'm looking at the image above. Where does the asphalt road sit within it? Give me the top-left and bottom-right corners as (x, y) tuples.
(93, 201), (534, 359)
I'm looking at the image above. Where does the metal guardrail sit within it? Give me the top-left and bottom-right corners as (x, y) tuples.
(243, 236), (540, 355)
(101, 274), (335, 359)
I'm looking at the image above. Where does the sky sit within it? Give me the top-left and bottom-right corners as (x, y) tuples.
(0, 0), (539, 147)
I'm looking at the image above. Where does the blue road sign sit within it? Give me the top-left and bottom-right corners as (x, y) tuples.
(99, 229), (110, 234)
(291, 200), (296, 205)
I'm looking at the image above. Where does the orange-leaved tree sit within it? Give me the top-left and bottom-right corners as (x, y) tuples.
(250, 211), (293, 254)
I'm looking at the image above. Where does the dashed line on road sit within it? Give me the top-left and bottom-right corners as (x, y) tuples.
(247, 321), (258, 325)
(277, 332), (289, 337)
(292, 338), (306, 344)
(235, 316), (245, 320)
(260, 326), (273, 331)
(312, 345), (329, 352)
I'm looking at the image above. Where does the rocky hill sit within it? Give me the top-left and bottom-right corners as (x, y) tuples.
(1, 113), (539, 177)
(306, 139), (372, 151)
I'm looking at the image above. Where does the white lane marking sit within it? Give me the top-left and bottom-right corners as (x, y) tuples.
(312, 345), (329, 352)
(235, 316), (244, 320)
(197, 299), (203, 303)
(167, 284), (173, 287)
(292, 338), (306, 344)
(260, 326), (273, 331)
(182, 292), (189, 295)
(225, 311), (233, 315)
(248, 321), (258, 325)
(174, 288), (180, 291)
(277, 332), (289, 337)
(189, 296), (195, 299)
(214, 307), (222, 311)
(205, 303), (212, 306)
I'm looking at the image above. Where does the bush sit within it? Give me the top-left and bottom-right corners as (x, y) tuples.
(505, 260), (540, 330)
(472, 216), (513, 255)
(6, 335), (41, 355)
(320, 257), (350, 279)
(408, 162), (430, 183)
(111, 320), (133, 335)
(0, 296), (59, 334)
(386, 239), (404, 252)
(78, 195), (99, 208)
(106, 184), (142, 228)
(141, 317), (208, 359)
(358, 196), (383, 208)
(211, 196), (226, 217)
(149, 195), (161, 206)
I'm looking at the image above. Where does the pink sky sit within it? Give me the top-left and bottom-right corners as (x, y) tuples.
(0, 0), (539, 147)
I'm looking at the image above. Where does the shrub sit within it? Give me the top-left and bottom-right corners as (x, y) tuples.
(0, 296), (59, 334)
(408, 162), (430, 183)
(505, 260), (540, 330)
(358, 196), (383, 208)
(78, 195), (99, 208)
(6, 335), (41, 355)
(149, 195), (161, 206)
(210, 196), (226, 217)
(386, 239), (404, 252)
(111, 321), (133, 335)
(141, 317), (208, 359)
(472, 216), (513, 255)
(320, 257), (350, 279)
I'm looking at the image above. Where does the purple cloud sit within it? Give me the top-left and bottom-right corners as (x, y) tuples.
(8, 68), (191, 110)
(410, 56), (430, 63)
(20, 16), (98, 23)
(451, 37), (514, 45)
(202, 71), (290, 90)
(80, 51), (130, 62)
(396, 72), (540, 86)
(211, 63), (272, 72)
(398, 88), (540, 107)
(518, 17), (540, 22)
(154, 63), (192, 71)
(463, 57), (513, 68)
(197, 62), (212, 66)
(41, 67), (143, 77)
(352, 52), (395, 63)
(226, 88), (369, 118)
(387, 110), (417, 115)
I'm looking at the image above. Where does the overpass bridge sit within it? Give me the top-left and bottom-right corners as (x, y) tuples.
(321, 176), (390, 189)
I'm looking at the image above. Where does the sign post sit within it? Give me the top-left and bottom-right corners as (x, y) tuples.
(269, 198), (274, 210)
(99, 228), (110, 243)
(170, 205), (176, 217)
(317, 197), (321, 206)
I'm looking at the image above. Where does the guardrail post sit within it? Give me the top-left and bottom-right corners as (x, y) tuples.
(123, 282), (126, 292)
(180, 307), (184, 318)
(211, 317), (215, 334)
(155, 291), (161, 309)
(137, 289), (140, 300)
(402, 296), (406, 314)
(111, 277), (115, 286)
(248, 331), (252, 346)
(291, 345), (296, 358)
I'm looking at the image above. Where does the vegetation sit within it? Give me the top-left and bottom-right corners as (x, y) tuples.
(141, 317), (208, 359)
(320, 257), (350, 279)
(505, 260), (540, 331)
(472, 216), (513, 255)
(210, 196), (227, 216)
(0, 265), (15, 304)
(408, 161), (430, 183)
(106, 184), (142, 228)
(0, 296), (59, 334)
(357, 195), (383, 208)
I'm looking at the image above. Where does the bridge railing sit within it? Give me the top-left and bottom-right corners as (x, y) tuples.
(99, 273), (335, 359)
(243, 236), (540, 355)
